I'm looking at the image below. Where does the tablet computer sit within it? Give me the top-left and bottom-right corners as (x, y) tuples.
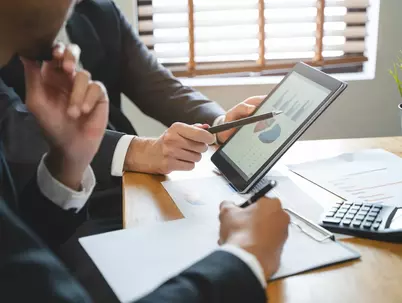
(211, 62), (347, 193)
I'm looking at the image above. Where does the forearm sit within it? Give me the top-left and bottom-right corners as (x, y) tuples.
(116, 2), (225, 126)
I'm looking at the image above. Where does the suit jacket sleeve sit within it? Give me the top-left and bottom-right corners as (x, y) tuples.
(0, 201), (92, 302)
(113, 3), (225, 126)
(18, 174), (88, 250)
(1, 202), (266, 303)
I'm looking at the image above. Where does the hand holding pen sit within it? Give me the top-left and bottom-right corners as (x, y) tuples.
(218, 179), (290, 280)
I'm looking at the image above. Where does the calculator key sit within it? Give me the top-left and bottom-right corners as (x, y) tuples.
(330, 207), (340, 212)
(344, 202), (353, 206)
(323, 217), (342, 224)
(350, 206), (360, 211)
(363, 222), (372, 229)
(340, 206), (350, 212)
(375, 219), (383, 224)
(363, 204), (372, 208)
(373, 205), (383, 210)
(335, 213), (345, 219)
(338, 210), (347, 215)
(345, 214), (355, 220)
(356, 214), (366, 220)
(373, 223), (381, 230)
(326, 211), (336, 217)
(353, 220), (362, 227)
(335, 201), (343, 205)
(354, 202), (363, 206)
(362, 206), (371, 212)
(349, 209), (358, 215)
(342, 219), (352, 226)
(358, 210), (368, 216)
(367, 214), (377, 219)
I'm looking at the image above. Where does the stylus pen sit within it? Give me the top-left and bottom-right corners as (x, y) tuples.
(207, 111), (283, 134)
(239, 180), (277, 208)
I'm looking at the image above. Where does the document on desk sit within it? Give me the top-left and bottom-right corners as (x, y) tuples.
(162, 174), (324, 222)
(288, 149), (402, 207)
(80, 217), (359, 303)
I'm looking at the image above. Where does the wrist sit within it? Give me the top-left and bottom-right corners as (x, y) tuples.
(45, 150), (86, 190)
(226, 239), (275, 280)
(124, 136), (156, 173)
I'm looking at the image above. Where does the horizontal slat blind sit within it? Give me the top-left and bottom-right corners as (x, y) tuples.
(137, 0), (369, 77)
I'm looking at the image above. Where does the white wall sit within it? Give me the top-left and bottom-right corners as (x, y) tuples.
(116, 0), (402, 140)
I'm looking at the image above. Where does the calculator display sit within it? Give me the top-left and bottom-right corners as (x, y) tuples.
(390, 209), (402, 230)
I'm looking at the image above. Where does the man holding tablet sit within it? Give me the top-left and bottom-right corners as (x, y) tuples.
(213, 63), (347, 193)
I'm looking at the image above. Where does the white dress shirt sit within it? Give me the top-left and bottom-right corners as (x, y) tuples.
(52, 26), (266, 289)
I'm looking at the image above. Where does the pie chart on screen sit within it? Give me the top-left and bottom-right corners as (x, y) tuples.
(254, 118), (276, 133)
(258, 124), (281, 144)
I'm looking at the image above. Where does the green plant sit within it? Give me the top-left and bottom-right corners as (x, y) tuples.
(389, 51), (402, 98)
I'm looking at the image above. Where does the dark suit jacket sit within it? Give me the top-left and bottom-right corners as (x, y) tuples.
(0, 0), (225, 135)
(0, 200), (266, 303)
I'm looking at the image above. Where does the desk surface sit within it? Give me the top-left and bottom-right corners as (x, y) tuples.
(123, 137), (402, 303)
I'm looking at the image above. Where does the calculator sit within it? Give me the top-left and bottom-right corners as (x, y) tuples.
(319, 201), (402, 243)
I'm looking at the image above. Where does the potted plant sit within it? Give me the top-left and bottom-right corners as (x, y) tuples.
(389, 52), (402, 129)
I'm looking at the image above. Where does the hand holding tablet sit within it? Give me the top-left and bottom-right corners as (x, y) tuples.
(211, 62), (348, 193)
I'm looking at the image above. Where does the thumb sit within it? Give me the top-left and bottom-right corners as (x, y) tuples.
(233, 103), (256, 119)
(194, 123), (210, 130)
(219, 201), (237, 211)
(21, 58), (42, 93)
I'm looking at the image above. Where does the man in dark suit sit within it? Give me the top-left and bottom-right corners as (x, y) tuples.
(0, 1), (290, 302)
(0, 0), (265, 179)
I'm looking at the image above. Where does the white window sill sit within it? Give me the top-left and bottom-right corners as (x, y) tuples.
(179, 71), (375, 88)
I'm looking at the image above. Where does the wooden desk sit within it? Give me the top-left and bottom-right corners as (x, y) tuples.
(123, 137), (402, 303)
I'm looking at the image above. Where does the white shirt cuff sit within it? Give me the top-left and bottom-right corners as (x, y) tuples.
(111, 135), (135, 177)
(37, 154), (96, 213)
(212, 115), (226, 145)
(218, 244), (267, 288)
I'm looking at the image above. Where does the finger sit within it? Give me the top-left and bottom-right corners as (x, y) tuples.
(52, 42), (66, 61)
(68, 70), (91, 118)
(234, 103), (256, 120)
(82, 92), (109, 139)
(244, 95), (266, 106)
(169, 159), (195, 172)
(21, 58), (42, 94)
(168, 147), (202, 163)
(63, 44), (81, 74)
(219, 201), (236, 212)
(194, 123), (210, 130)
(81, 81), (107, 114)
(165, 130), (208, 154)
(173, 122), (215, 144)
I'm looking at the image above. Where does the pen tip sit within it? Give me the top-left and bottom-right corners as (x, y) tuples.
(274, 111), (283, 115)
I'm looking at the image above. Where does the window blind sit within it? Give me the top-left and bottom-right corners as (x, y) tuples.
(137, 0), (369, 77)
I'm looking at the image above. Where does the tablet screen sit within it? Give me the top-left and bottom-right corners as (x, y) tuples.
(221, 71), (332, 180)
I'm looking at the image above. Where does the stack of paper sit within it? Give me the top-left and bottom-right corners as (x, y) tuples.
(288, 149), (402, 207)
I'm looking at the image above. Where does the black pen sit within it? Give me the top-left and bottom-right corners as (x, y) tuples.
(239, 180), (277, 208)
(207, 111), (282, 134)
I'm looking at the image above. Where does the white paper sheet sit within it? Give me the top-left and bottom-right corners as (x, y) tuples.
(162, 174), (324, 222)
(80, 217), (359, 303)
(288, 149), (402, 207)
(80, 219), (218, 303)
